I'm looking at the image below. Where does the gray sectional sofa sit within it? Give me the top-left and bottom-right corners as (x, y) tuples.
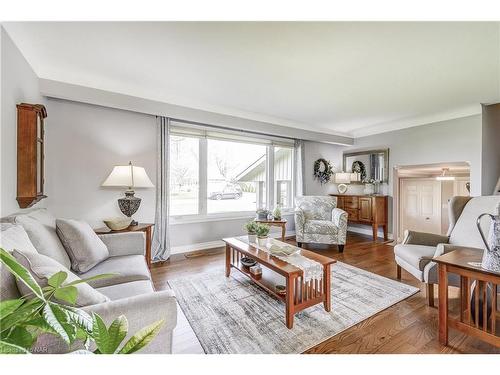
(0, 208), (177, 354)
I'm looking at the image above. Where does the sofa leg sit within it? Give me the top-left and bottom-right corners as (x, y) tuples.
(297, 242), (302, 248)
(427, 283), (435, 307)
(338, 245), (344, 253)
(396, 264), (401, 280)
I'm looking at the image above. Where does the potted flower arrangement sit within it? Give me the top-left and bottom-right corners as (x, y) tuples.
(255, 223), (270, 246)
(244, 220), (258, 242)
(256, 209), (270, 220)
(273, 206), (282, 221)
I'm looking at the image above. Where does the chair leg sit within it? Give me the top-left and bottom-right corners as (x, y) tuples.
(396, 264), (401, 280)
(338, 245), (344, 253)
(297, 242), (302, 248)
(427, 283), (435, 307)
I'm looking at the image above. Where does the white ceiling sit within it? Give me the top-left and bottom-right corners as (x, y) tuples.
(4, 22), (500, 137)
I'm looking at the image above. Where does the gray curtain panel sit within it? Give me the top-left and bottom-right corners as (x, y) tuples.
(152, 116), (171, 261)
(294, 139), (305, 198)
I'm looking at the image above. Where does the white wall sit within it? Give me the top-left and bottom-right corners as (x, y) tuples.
(44, 98), (295, 248)
(347, 115), (482, 235)
(303, 141), (345, 195)
(1, 27), (46, 216)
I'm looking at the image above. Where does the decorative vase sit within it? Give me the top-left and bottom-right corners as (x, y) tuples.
(363, 183), (375, 195)
(257, 236), (268, 246)
(247, 233), (257, 243)
(476, 203), (500, 272)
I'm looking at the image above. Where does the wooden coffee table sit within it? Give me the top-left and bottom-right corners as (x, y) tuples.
(223, 237), (336, 329)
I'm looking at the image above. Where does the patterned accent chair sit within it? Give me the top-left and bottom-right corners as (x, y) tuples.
(394, 195), (500, 306)
(294, 196), (348, 252)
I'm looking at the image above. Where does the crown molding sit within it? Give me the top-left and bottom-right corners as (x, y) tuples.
(350, 104), (482, 138)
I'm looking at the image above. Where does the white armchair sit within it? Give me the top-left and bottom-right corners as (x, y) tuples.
(294, 196), (348, 252)
(394, 195), (500, 306)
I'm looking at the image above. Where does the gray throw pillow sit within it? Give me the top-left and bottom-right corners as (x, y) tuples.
(56, 219), (109, 273)
(13, 249), (109, 307)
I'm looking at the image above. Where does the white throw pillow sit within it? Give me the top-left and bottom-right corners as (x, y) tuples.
(0, 223), (38, 254)
(12, 209), (72, 268)
(56, 219), (109, 273)
(13, 249), (109, 307)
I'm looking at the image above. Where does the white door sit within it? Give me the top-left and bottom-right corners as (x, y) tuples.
(453, 178), (470, 196)
(400, 179), (442, 239)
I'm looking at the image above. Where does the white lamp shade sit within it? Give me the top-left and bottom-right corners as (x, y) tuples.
(334, 172), (351, 184)
(102, 164), (154, 188)
(350, 172), (361, 182)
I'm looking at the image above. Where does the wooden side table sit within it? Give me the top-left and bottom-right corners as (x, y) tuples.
(254, 219), (287, 241)
(434, 248), (499, 348)
(94, 223), (154, 268)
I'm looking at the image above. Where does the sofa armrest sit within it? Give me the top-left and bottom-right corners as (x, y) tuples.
(294, 208), (306, 235)
(332, 208), (348, 244)
(83, 290), (177, 354)
(98, 232), (145, 257)
(402, 230), (449, 247)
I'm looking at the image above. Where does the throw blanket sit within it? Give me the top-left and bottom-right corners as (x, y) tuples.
(237, 236), (323, 282)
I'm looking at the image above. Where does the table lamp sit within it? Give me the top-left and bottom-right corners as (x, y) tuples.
(102, 161), (154, 225)
(334, 172), (352, 194)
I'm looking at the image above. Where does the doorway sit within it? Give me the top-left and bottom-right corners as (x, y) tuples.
(394, 162), (470, 242)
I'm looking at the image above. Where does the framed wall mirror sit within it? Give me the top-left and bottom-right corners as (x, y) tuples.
(343, 149), (389, 184)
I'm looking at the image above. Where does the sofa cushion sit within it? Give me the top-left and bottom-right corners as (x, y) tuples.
(97, 280), (154, 300)
(304, 220), (338, 235)
(394, 244), (436, 271)
(0, 223), (39, 254)
(12, 249), (109, 307)
(7, 209), (72, 268)
(56, 219), (109, 273)
(80, 255), (150, 288)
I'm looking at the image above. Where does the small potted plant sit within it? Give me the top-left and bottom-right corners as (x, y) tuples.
(244, 220), (258, 242)
(256, 209), (270, 220)
(255, 223), (270, 246)
(273, 206), (282, 221)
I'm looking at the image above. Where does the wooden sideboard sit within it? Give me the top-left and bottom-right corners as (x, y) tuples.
(329, 194), (388, 242)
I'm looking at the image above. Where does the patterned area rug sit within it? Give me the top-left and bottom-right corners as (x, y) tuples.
(168, 262), (419, 354)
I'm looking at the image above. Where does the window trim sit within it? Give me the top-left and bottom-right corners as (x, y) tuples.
(169, 126), (296, 221)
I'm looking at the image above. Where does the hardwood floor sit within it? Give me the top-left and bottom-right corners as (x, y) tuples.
(151, 232), (499, 354)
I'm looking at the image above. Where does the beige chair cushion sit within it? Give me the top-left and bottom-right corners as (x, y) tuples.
(12, 249), (109, 307)
(304, 220), (338, 235)
(97, 280), (154, 300)
(56, 219), (109, 273)
(394, 244), (436, 271)
(7, 209), (72, 268)
(80, 255), (150, 288)
(449, 196), (500, 249)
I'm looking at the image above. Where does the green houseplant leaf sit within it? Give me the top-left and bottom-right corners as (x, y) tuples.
(1, 299), (43, 334)
(0, 299), (24, 319)
(91, 313), (111, 354)
(0, 340), (30, 354)
(42, 303), (70, 344)
(47, 271), (68, 288)
(107, 315), (128, 353)
(4, 326), (35, 349)
(0, 248), (44, 300)
(53, 286), (78, 305)
(118, 320), (164, 354)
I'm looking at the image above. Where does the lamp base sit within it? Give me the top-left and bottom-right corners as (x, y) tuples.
(118, 190), (141, 221)
(337, 183), (348, 194)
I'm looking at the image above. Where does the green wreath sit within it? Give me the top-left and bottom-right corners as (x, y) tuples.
(313, 158), (334, 184)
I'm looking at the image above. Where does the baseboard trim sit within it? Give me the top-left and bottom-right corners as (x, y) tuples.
(347, 226), (394, 240)
(170, 231), (296, 255)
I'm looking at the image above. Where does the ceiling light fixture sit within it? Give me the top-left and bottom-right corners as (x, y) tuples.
(436, 168), (455, 181)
